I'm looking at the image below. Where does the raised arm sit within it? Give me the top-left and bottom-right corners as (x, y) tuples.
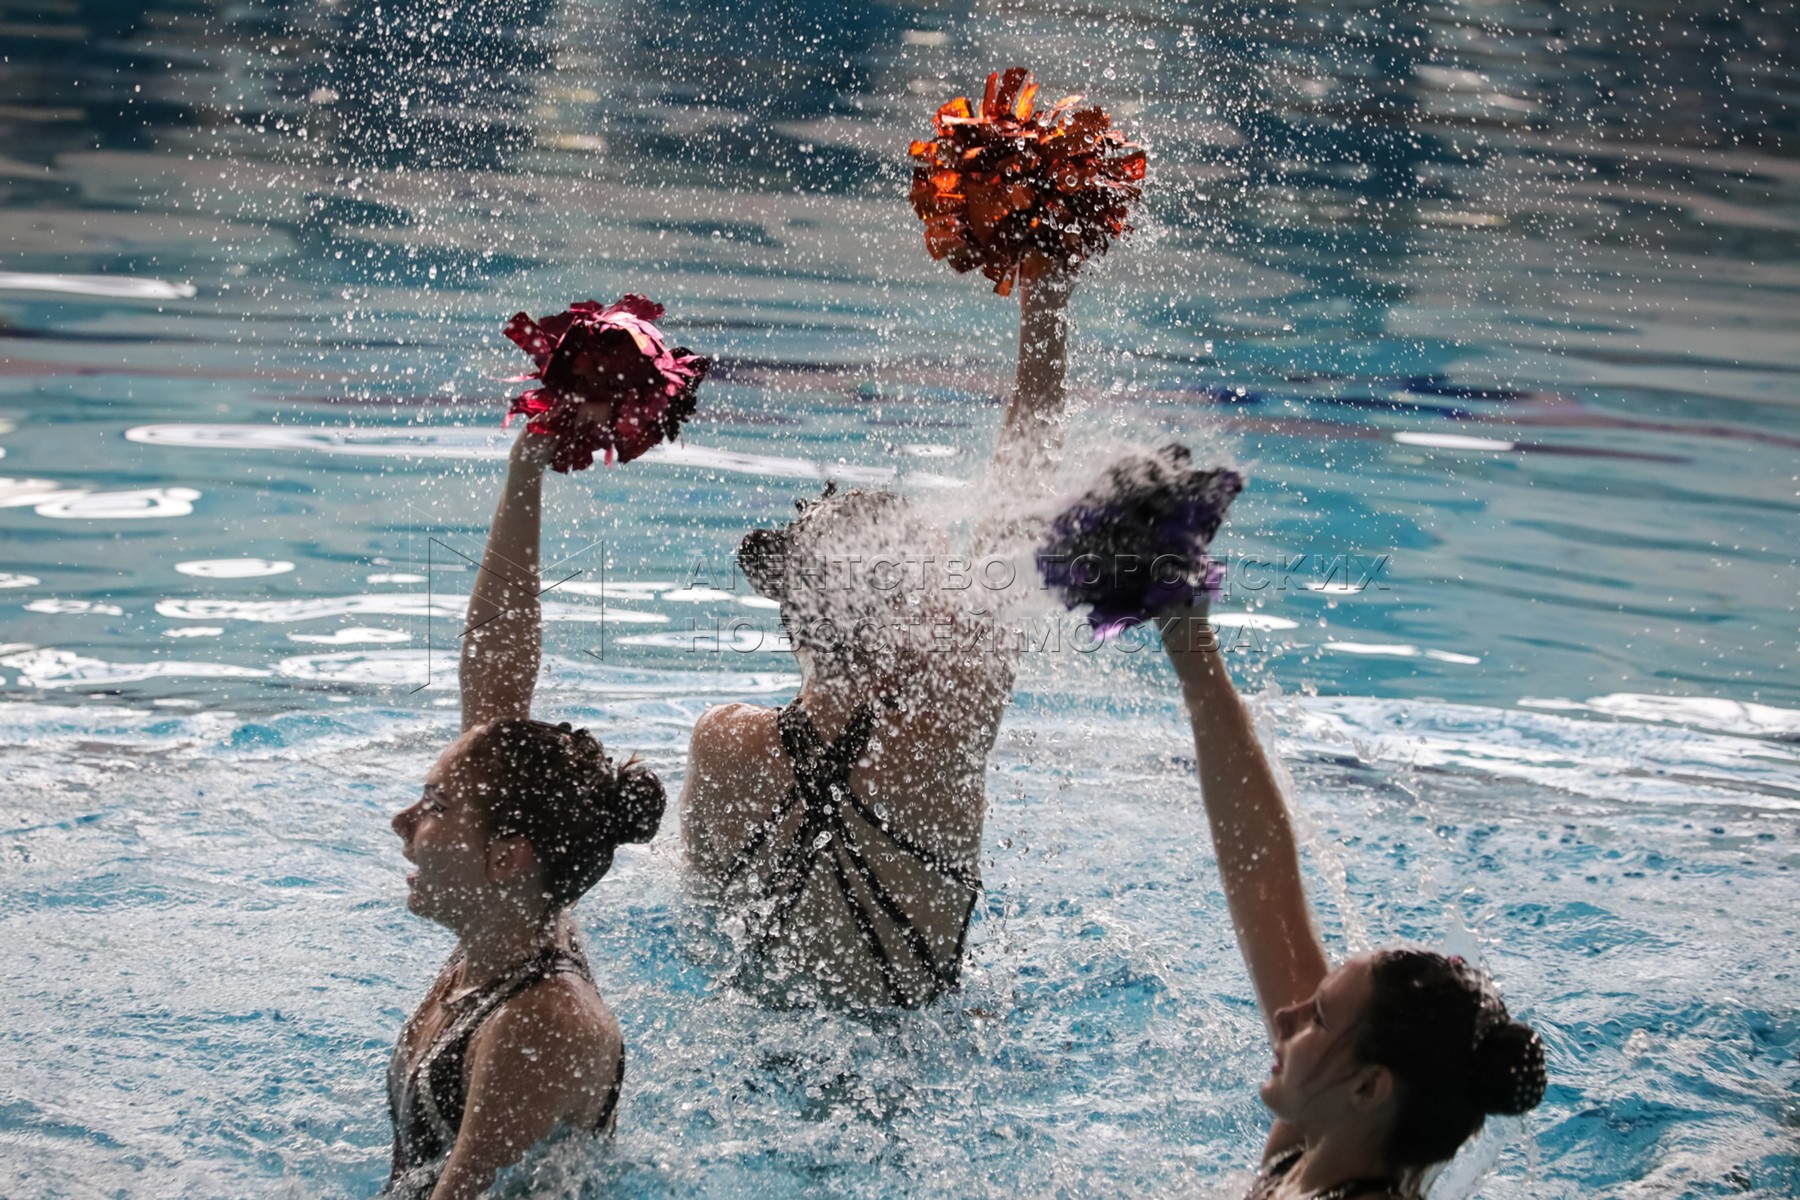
(1161, 610), (1329, 1035)
(460, 432), (553, 733)
(991, 274), (1074, 478)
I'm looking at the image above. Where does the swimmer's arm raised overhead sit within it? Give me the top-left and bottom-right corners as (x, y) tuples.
(1160, 609), (1329, 1030)
(460, 430), (553, 733)
(991, 275), (1074, 476)
(427, 978), (623, 1200)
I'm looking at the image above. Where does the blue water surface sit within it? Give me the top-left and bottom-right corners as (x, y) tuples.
(1, 1), (1797, 1197)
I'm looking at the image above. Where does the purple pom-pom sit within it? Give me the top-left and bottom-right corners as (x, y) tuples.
(1037, 444), (1243, 636)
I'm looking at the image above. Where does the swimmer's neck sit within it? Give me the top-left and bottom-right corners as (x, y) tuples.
(793, 673), (868, 734)
(1284, 1127), (1398, 1198)
(453, 909), (576, 992)
(793, 648), (900, 734)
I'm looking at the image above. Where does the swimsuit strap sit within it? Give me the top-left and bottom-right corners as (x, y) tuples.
(721, 697), (981, 1006)
(716, 699), (872, 891)
(777, 698), (877, 797)
(388, 946), (619, 1196)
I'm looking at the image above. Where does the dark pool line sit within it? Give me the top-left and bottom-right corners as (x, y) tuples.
(1505, 442), (1690, 464)
(1141, 386), (1800, 452)
(0, 326), (202, 345)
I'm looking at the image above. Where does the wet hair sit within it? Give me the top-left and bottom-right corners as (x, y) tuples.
(1356, 950), (1548, 1171)
(462, 718), (665, 909)
(737, 483), (939, 671)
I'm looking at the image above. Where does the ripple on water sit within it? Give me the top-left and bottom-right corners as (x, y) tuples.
(1, 647), (272, 688)
(175, 559), (297, 579)
(122, 425), (966, 488)
(0, 270), (197, 299)
(1, 480), (202, 519)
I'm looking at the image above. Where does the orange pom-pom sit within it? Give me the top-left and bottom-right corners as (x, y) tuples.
(907, 68), (1146, 296)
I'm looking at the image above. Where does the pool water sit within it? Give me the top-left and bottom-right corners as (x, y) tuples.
(2, 1), (1797, 1196)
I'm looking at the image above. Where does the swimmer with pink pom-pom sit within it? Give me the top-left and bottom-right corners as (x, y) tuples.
(380, 312), (690, 1198)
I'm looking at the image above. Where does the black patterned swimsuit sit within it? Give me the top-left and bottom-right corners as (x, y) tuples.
(1243, 1144), (1401, 1200)
(384, 947), (623, 1199)
(718, 698), (981, 1007)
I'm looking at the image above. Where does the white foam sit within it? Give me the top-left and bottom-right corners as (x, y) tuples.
(154, 591), (668, 626)
(0, 573), (40, 589)
(273, 649), (798, 693)
(552, 581), (678, 599)
(34, 487), (201, 519)
(0, 478), (81, 508)
(1521, 692), (1800, 740)
(276, 650), (434, 686)
(543, 604), (668, 625)
(1289, 695), (1800, 811)
(176, 558), (295, 579)
(163, 626), (223, 638)
(659, 586), (740, 602)
(1208, 612), (1300, 631)
(1320, 641), (1481, 664)
(0, 647), (269, 688)
(157, 594), (460, 623)
(614, 627), (793, 653)
(0, 271), (197, 300)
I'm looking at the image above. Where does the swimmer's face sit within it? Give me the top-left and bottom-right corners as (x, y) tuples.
(1261, 956), (1388, 1132)
(391, 732), (498, 929)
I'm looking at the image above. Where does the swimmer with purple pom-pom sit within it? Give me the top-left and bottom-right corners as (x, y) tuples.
(1150, 593), (1549, 1194)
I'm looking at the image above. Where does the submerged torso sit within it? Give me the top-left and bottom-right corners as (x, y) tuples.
(682, 658), (1007, 1007)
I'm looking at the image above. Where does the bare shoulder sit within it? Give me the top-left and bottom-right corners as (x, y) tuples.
(472, 973), (622, 1113)
(458, 973), (621, 1143)
(682, 702), (785, 873)
(481, 972), (619, 1055)
(688, 701), (778, 758)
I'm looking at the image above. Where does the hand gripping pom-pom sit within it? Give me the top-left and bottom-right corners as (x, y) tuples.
(908, 68), (1146, 296)
(1037, 445), (1242, 637)
(503, 295), (710, 472)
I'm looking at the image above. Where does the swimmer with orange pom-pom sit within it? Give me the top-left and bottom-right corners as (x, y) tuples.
(909, 67), (1145, 482)
(675, 79), (1143, 1015)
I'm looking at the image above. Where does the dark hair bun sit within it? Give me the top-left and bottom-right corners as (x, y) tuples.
(736, 526), (791, 603)
(607, 760), (665, 844)
(564, 725), (664, 845)
(468, 719), (666, 908)
(1473, 1020), (1548, 1116)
